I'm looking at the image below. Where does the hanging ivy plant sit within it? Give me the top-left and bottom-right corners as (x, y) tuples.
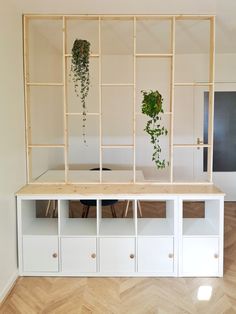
(141, 90), (168, 169)
(71, 39), (90, 143)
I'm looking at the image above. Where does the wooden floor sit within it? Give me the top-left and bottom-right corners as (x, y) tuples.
(1, 202), (236, 314)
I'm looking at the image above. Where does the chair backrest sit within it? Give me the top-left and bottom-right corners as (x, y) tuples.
(90, 167), (111, 171)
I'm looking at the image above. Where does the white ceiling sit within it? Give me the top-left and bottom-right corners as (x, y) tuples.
(11, 0), (236, 53)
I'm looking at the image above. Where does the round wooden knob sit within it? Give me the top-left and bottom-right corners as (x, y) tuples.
(130, 254), (135, 259)
(214, 253), (219, 259)
(52, 253), (58, 258)
(168, 253), (174, 258)
(91, 253), (96, 259)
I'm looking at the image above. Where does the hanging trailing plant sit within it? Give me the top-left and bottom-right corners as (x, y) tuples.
(71, 39), (90, 143)
(141, 90), (168, 169)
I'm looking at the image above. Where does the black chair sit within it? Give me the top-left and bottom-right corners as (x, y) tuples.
(80, 168), (118, 218)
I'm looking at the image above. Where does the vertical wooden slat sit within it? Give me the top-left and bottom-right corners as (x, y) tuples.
(63, 16), (68, 183)
(170, 17), (176, 183)
(207, 16), (215, 182)
(99, 17), (102, 182)
(133, 17), (136, 183)
(23, 15), (32, 183)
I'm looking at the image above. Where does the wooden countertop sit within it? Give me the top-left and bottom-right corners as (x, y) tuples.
(16, 183), (224, 197)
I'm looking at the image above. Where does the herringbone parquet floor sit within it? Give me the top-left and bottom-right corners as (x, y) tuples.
(1, 202), (236, 314)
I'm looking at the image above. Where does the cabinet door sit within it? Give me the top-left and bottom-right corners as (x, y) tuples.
(23, 236), (58, 272)
(61, 237), (97, 273)
(138, 237), (174, 273)
(100, 238), (135, 273)
(182, 237), (219, 276)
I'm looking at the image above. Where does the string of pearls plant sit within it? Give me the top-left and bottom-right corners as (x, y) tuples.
(71, 39), (90, 144)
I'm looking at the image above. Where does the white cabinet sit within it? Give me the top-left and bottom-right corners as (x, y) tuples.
(61, 237), (97, 273)
(17, 192), (224, 277)
(182, 237), (219, 276)
(100, 238), (135, 273)
(23, 236), (58, 272)
(180, 198), (223, 277)
(138, 237), (174, 274)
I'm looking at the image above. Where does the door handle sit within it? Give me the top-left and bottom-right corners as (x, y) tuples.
(197, 138), (203, 149)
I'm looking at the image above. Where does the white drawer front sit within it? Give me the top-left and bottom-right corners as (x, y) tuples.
(61, 237), (97, 273)
(138, 237), (174, 273)
(100, 237), (135, 273)
(23, 236), (58, 272)
(182, 237), (219, 276)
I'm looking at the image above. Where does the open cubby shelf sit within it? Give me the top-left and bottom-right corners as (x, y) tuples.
(138, 218), (173, 236)
(22, 218), (58, 236)
(99, 218), (135, 236)
(183, 218), (219, 236)
(20, 196), (222, 238)
(61, 218), (97, 236)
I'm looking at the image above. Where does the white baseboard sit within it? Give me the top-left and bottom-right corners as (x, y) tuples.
(0, 270), (19, 304)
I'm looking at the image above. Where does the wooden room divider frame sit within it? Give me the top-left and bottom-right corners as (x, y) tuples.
(23, 14), (215, 185)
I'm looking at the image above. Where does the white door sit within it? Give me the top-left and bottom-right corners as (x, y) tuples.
(182, 237), (219, 276)
(138, 237), (174, 274)
(61, 237), (97, 273)
(23, 236), (58, 272)
(173, 86), (206, 181)
(100, 237), (135, 273)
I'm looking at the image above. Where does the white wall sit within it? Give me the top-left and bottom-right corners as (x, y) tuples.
(0, 0), (26, 302)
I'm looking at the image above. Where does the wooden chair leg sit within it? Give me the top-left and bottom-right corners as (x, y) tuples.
(50, 201), (54, 218)
(85, 206), (90, 218)
(82, 205), (88, 218)
(45, 200), (51, 217)
(123, 200), (142, 218)
(110, 205), (117, 218)
(138, 200), (142, 218)
(69, 202), (73, 218)
(123, 200), (130, 218)
(110, 205), (114, 217)
(52, 200), (57, 218)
